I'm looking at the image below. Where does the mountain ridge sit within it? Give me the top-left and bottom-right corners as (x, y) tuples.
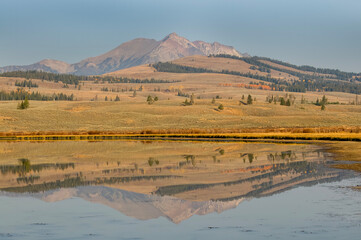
(0, 33), (243, 76)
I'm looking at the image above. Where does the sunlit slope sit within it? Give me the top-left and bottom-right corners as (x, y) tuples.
(103, 55), (292, 82)
(103, 63), (260, 85)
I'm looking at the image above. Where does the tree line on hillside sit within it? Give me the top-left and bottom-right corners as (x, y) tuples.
(0, 71), (91, 85)
(213, 54), (330, 82)
(259, 57), (359, 81)
(211, 54), (360, 81)
(154, 61), (361, 93)
(15, 80), (38, 88)
(152, 62), (290, 90)
(94, 76), (178, 84)
(0, 70), (178, 86)
(0, 89), (74, 101)
(209, 55), (361, 94)
(152, 62), (213, 73)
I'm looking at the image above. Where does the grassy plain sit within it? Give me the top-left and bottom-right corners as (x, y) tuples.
(1, 100), (361, 133)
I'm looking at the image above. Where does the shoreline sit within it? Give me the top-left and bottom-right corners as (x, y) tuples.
(1, 132), (361, 142)
(0, 131), (360, 188)
(1, 130), (360, 176)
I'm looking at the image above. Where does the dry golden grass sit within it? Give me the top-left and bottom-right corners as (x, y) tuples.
(0, 100), (361, 134)
(0, 76), (150, 101)
(103, 64), (263, 85)
(258, 59), (332, 78)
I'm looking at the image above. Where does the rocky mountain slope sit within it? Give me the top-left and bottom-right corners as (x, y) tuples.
(0, 33), (243, 75)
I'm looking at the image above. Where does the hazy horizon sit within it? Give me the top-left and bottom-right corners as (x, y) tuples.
(1, 0), (360, 72)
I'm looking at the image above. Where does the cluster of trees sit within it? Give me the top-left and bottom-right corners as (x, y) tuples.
(183, 94), (195, 106)
(315, 95), (328, 110)
(153, 62), (212, 73)
(148, 157), (160, 166)
(0, 89), (74, 101)
(17, 97), (29, 109)
(101, 86), (143, 93)
(249, 65), (271, 73)
(177, 90), (190, 98)
(15, 80), (38, 88)
(266, 94), (296, 106)
(279, 97), (291, 106)
(104, 95), (123, 101)
(147, 95), (158, 104)
(214, 94), (255, 110)
(240, 94), (254, 104)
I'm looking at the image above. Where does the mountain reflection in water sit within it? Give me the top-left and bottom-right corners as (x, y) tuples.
(0, 141), (354, 223)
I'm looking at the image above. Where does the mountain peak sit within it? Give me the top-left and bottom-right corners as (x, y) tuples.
(167, 32), (179, 38)
(0, 33), (243, 75)
(162, 32), (183, 42)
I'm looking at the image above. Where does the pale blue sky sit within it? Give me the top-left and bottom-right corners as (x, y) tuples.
(1, 0), (360, 72)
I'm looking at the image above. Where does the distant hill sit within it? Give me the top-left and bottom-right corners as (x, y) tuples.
(0, 33), (243, 76)
(104, 55), (361, 94)
(0, 59), (73, 74)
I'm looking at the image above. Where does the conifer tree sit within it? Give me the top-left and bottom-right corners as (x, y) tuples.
(286, 99), (291, 106)
(247, 94), (253, 104)
(23, 96), (29, 108)
(190, 93), (195, 105)
(280, 97), (286, 105)
(147, 95), (154, 104)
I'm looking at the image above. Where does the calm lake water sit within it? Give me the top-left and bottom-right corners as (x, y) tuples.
(0, 141), (360, 240)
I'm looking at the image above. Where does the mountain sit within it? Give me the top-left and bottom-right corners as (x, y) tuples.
(0, 59), (72, 74)
(1, 186), (243, 224)
(0, 33), (243, 76)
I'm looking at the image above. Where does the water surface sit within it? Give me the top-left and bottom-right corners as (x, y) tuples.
(0, 141), (360, 239)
